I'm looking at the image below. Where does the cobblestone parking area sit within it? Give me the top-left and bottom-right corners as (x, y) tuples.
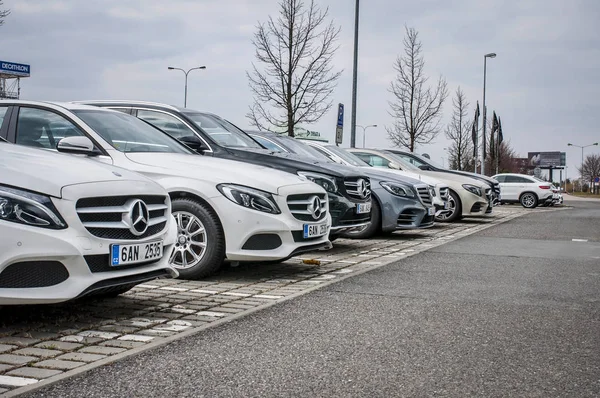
(0, 206), (548, 396)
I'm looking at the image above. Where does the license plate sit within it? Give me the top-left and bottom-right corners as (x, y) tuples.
(428, 207), (436, 216)
(356, 202), (372, 214)
(303, 222), (329, 239)
(111, 241), (163, 266)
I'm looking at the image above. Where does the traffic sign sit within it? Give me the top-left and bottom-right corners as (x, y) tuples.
(594, 177), (599, 183)
(335, 103), (344, 145)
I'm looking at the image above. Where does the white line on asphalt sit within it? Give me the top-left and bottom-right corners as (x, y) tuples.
(0, 375), (39, 387)
(196, 311), (227, 317)
(572, 239), (589, 242)
(136, 284), (159, 289)
(158, 287), (189, 292)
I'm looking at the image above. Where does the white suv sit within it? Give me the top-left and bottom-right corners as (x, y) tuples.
(492, 173), (554, 208)
(0, 142), (178, 305)
(0, 101), (332, 279)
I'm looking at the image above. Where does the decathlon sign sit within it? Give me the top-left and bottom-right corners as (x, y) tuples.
(0, 61), (31, 77)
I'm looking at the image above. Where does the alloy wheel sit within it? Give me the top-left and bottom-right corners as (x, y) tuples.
(169, 211), (208, 269)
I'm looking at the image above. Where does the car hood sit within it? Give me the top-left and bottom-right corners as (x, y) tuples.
(417, 169), (489, 187)
(442, 170), (498, 186)
(363, 167), (446, 187)
(356, 167), (423, 186)
(124, 152), (310, 194)
(228, 147), (369, 180)
(0, 143), (148, 198)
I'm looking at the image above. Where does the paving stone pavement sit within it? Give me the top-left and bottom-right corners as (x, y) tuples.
(0, 206), (553, 396)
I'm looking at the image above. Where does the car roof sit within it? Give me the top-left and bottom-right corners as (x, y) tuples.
(0, 100), (118, 112)
(73, 100), (220, 117)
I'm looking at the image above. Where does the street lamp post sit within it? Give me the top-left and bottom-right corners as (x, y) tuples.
(568, 142), (599, 191)
(480, 52), (496, 175)
(357, 124), (377, 148)
(350, 0), (360, 148)
(167, 65), (206, 108)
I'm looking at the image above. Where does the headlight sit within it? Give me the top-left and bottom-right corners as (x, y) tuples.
(217, 184), (281, 214)
(462, 184), (483, 197)
(297, 172), (338, 193)
(379, 181), (415, 198)
(0, 185), (67, 229)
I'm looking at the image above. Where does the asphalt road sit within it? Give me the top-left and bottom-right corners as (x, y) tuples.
(29, 201), (600, 398)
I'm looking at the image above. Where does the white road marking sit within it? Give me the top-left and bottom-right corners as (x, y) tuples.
(190, 289), (219, 294)
(253, 294), (284, 299)
(572, 239), (589, 242)
(0, 375), (38, 387)
(196, 311), (227, 317)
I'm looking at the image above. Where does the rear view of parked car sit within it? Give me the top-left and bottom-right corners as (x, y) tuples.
(492, 173), (556, 208)
(0, 142), (178, 305)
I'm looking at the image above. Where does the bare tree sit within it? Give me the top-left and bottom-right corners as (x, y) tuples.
(387, 26), (448, 152)
(445, 87), (471, 170)
(577, 153), (600, 193)
(246, 0), (342, 136)
(0, 1), (10, 26)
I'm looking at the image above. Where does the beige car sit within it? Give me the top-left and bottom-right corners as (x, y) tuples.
(348, 149), (492, 222)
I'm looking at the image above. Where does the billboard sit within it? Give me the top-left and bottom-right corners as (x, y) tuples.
(527, 151), (566, 168)
(0, 61), (30, 77)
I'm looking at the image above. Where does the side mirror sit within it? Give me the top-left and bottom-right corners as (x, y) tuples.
(180, 136), (208, 153)
(57, 136), (98, 156)
(388, 161), (401, 170)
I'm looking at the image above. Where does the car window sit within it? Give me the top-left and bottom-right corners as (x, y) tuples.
(184, 112), (262, 148)
(323, 145), (369, 167)
(351, 152), (390, 167)
(397, 154), (423, 167)
(0, 106), (8, 128)
(136, 109), (194, 139)
(16, 107), (85, 149)
(494, 175), (506, 183)
(251, 135), (285, 152)
(517, 176), (534, 183)
(72, 110), (192, 154)
(505, 175), (532, 183)
(275, 135), (329, 160)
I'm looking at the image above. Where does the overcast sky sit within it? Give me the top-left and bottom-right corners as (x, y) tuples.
(2, 0), (599, 179)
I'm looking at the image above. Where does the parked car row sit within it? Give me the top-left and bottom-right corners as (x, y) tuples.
(0, 99), (501, 305)
(492, 173), (563, 208)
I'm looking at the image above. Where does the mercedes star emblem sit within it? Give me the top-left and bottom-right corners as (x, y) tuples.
(307, 195), (323, 220)
(127, 199), (150, 236)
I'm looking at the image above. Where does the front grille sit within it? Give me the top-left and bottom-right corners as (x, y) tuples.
(343, 177), (371, 200)
(287, 193), (327, 222)
(417, 186), (432, 206)
(84, 254), (162, 273)
(439, 187), (449, 202)
(76, 195), (169, 240)
(0, 261), (69, 288)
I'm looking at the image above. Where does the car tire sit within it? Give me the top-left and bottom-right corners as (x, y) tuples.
(170, 198), (225, 279)
(435, 190), (461, 222)
(341, 199), (381, 239)
(519, 192), (538, 209)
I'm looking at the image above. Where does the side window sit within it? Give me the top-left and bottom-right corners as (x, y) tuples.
(136, 110), (193, 139)
(369, 155), (391, 168)
(505, 175), (522, 183)
(0, 106), (8, 128)
(494, 175), (506, 183)
(517, 176), (534, 183)
(398, 154), (421, 167)
(16, 107), (84, 149)
(352, 152), (372, 165)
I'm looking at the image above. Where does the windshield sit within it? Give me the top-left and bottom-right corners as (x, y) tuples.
(73, 110), (192, 154)
(383, 151), (422, 171)
(324, 145), (369, 167)
(275, 136), (330, 161)
(185, 113), (262, 149)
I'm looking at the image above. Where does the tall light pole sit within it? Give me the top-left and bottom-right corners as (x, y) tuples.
(480, 52), (496, 175)
(568, 142), (598, 191)
(350, 0), (360, 148)
(357, 124), (377, 148)
(168, 65), (206, 108)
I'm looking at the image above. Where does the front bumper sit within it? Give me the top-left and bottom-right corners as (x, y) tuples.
(0, 213), (177, 305)
(377, 189), (435, 232)
(210, 185), (332, 262)
(329, 192), (371, 234)
(460, 191), (492, 217)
